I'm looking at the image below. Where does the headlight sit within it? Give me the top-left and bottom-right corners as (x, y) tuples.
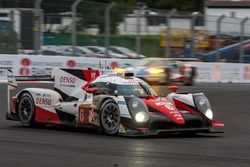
(205, 108), (213, 120)
(135, 112), (149, 123)
(148, 68), (164, 75)
(194, 94), (213, 120)
(128, 98), (149, 123)
(114, 68), (126, 72)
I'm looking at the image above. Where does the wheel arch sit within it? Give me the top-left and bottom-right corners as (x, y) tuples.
(16, 88), (62, 108)
(95, 95), (118, 111)
(100, 97), (117, 109)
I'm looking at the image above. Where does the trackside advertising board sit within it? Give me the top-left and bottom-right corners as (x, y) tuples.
(0, 54), (138, 77)
(189, 62), (250, 83)
(0, 54), (250, 83)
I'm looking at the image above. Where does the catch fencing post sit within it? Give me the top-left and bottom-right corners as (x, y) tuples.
(190, 12), (201, 58)
(216, 14), (225, 61)
(136, 2), (145, 58)
(165, 9), (176, 58)
(105, 2), (116, 58)
(34, 0), (42, 55)
(239, 17), (249, 63)
(71, 0), (83, 55)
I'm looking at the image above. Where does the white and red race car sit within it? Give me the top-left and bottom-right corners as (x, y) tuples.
(6, 68), (224, 136)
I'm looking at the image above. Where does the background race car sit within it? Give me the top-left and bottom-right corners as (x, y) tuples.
(114, 58), (198, 86)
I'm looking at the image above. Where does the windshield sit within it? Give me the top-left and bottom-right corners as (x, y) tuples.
(92, 81), (157, 97)
(115, 83), (156, 97)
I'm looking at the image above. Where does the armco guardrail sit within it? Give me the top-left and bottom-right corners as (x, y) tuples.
(0, 54), (250, 83)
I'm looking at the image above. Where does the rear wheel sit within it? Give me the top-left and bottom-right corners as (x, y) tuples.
(100, 99), (120, 135)
(17, 92), (36, 126)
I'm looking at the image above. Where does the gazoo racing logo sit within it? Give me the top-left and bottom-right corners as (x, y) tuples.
(59, 76), (76, 88)
(91, 72), (96, 81)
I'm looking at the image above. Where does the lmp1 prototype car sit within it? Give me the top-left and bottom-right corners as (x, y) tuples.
(6, 68), (224, 136)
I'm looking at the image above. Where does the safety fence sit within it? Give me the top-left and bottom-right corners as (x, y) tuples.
(1, 0), (250, 62)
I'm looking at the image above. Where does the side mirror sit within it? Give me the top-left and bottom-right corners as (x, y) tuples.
(82, 84), (99, 94)
(114, 90), (118, 96)
(146, 95), (156, 100)
(168, 85), (179, 92)
(85, 87), (99, 94)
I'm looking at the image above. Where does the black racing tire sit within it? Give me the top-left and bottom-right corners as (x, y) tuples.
(17, 92), (36, 127)
(100, 99), (120, 135)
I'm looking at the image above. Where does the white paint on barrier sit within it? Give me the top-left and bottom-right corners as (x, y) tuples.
(0, 69), (7, 82)
(189, 62), (250, 83)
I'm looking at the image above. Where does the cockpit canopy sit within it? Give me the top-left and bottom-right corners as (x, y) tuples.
(89, 74), (157, 97)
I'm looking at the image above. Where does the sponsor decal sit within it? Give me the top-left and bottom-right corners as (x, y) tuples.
(19, 67), (30, 76)
(31, 67), (52, 76)
(117, 101), (126, 105)
(213, 65), (221, 80)
(19, 58), (31, 76)
(36, 98), (52, 105)
(243, 66), (250, 80)
(59, 76), (76, 88)
(67, 60), (76, 68)
(91, 72), (97, 81)
(83, 70), (100, 82)
(123, 79), (139, 85)
(109, 61), (119, 69)
(156, 101), (175, 110)
(31, 62), (62, 67)
(125, 129), (138, 135)
(20, 58), (31, 66)
(42, 93), (52, 97)
(89, 108), (99, 125)
(79, 109), (85, 123)
(60, 76), (76, 84)
(35, 93), (41, 96)
(0, 61), (12, 66)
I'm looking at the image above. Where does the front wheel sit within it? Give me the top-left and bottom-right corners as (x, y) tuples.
(100, 99), (120, 135)
(17, 92), (36, 126)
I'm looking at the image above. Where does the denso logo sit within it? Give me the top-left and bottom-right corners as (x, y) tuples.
(36, 98), (51, 105)
(60, 76), (76, 84)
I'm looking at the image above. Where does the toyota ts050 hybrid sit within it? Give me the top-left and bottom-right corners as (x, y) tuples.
(6, 68), (224, 136)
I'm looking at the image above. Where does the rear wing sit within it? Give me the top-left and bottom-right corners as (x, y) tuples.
(51, 68), (100, 101)
(0, 69), (17, 90)
(7, 70), (17, 90)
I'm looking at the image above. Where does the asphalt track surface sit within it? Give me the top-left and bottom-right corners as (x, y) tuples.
(0, 83), (250, 167)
